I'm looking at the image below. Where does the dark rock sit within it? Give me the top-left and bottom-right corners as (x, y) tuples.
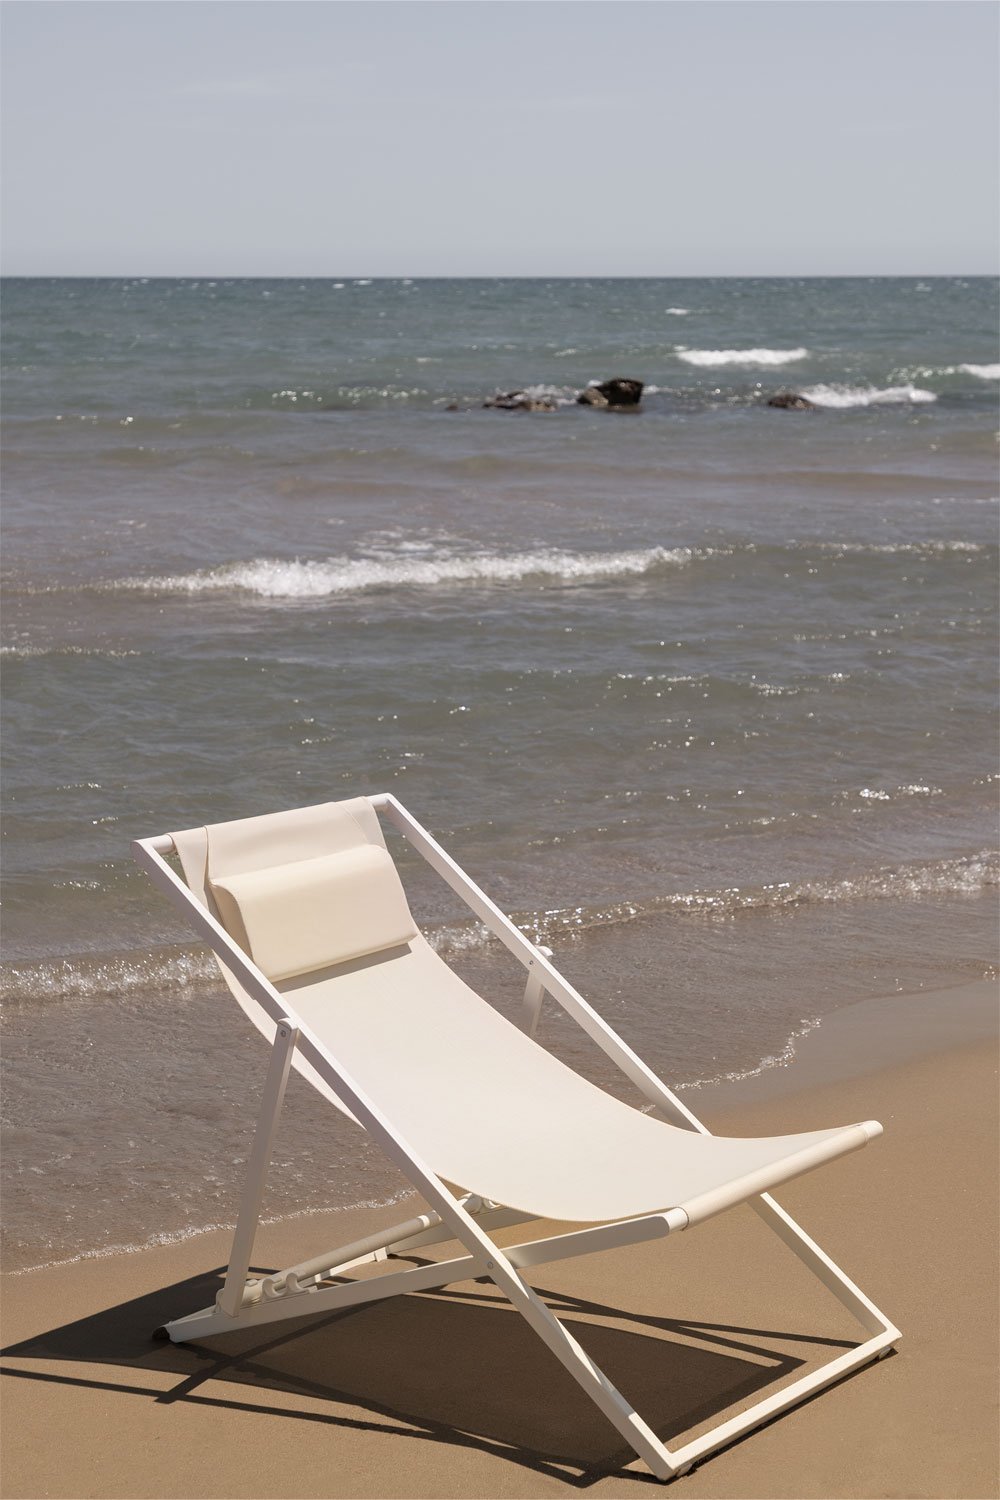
(577, 378), (644, 409)
(483, 390), (556, 412)
(767, 392), (819, 410)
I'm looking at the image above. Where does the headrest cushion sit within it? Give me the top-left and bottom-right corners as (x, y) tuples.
(210, 844), (417, 981)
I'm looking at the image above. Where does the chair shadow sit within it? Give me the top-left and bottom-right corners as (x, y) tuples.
(1, 1260), (857, 1487)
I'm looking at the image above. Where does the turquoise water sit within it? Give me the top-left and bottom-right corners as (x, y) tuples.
(2, 277), (997, 1269)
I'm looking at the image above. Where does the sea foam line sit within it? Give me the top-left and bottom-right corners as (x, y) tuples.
(929, 362), (1000, 380)
(4, 1189), (416, 1278)
(431, 850), (999, 957)
(6, 852), (994, 1005)
(114, 546), (694, 600)
(1, 948), (216, 1004)
(676, 1017), (822, 1092)
(812, 539), (985, 556)
(676, 346), (809, 367)
(801, 383), (937, 408)
(0, 644), (141, 659)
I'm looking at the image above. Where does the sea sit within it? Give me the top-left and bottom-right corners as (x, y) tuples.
(2, 276), (997, 1274)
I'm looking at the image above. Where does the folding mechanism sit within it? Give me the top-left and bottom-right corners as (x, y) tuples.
(133, 793), (899, 1483)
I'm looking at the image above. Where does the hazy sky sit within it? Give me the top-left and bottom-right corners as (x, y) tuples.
(2, 0), (998, 276)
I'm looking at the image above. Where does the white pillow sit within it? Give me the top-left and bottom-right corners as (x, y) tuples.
(211, 844), (417, 981)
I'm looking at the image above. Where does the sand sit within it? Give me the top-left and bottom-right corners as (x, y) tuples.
(2, 983), (997, 1500)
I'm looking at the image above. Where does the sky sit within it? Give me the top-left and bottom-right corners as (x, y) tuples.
(2, 0), (998, 277)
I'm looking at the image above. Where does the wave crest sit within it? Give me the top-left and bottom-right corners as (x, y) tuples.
(676, 347), (809, 367)
(1, 947), (216, 1005)
(430, 850), (999, 958)
(802, 383), (937, 408)
(930, 362), (1000, 380)
(5, 853), (994, 1004)
(115, 546), (695, 600)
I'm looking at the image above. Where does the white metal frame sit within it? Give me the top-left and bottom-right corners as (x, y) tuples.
(133, 792), (899, 1483)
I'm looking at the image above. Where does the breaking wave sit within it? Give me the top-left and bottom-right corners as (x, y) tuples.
(801, 383), (937, 408)
(16, 536), (992, 606)
(0, 947), (217, 1005)
(0, 644), (140, 659)
(113, 546), (697, 600)
(935, 363), (1000, 380)
(5, 852), (995, 1005)
(431, 850), (999, 957)
(676, 346), (809, 367)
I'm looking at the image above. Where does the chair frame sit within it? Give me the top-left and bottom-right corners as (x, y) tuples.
(133, 791), (899, 1483)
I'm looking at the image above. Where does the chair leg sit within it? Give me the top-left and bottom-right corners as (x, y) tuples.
(751, 1192), (900, 1339)
(474, 1195), (899, 1483)
(479, 1252), (679, 1480)
(216, 1020), (298, 1317)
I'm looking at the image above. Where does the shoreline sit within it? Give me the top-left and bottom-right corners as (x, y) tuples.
(1, 978), (996, 1498)
(4, 975), (994, 1282)
(3, 975), (995, 1283)
(690, 974), (998, 1112)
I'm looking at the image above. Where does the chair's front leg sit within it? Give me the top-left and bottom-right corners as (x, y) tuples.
(216, 1019), (299, 1317)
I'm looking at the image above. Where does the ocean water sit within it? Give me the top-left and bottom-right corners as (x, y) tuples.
(2, 276), (997, 1272)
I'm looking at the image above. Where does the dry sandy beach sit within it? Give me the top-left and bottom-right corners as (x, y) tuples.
(2, 979), (997, 1500)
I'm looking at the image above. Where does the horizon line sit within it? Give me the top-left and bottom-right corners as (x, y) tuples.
(2, 270), (997, 281)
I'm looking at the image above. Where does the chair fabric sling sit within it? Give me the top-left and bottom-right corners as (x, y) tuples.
(172, 797), (874, 1226)
(134, 793), (900, 1484)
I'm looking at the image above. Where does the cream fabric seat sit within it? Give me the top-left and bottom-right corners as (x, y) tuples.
(284, 940), (872, 1224)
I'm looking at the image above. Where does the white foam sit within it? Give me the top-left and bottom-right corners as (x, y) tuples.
(929, 363), (1000, 379)
(677, 1017), (822, 1092)
(848, 783), (943, 805)
(814, 540), (983, 556)
(802, 383), (937, 408)
(117, 546), (695, 600)
(7, 1189), (416, 1277)
(665, 853), (998, 915)
(9, 852), (995, 1007)
(427, 920), (494, 957)
(520, 382), (576, 406)
(664, 307), (689, 316)
(433, 850), (999, 958)
(0, 644), (141, 659)
(676, 346), (808, 367)
(1, 949), (215, 1003)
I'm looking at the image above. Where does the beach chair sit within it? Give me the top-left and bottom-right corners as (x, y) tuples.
(133, 793), (899, 1482)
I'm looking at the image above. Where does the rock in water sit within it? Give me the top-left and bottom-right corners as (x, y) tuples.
(577, 378), (644, 409)
(767, 392), (819, 410)
(483, 390), (556, 411)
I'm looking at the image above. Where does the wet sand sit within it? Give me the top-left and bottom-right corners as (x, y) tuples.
(2, 982), (997, 1499)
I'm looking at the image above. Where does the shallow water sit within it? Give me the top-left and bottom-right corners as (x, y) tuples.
(2, 276), (997, 1270)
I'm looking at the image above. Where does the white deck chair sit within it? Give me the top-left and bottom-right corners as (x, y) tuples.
(134, 793), (899, 1482)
